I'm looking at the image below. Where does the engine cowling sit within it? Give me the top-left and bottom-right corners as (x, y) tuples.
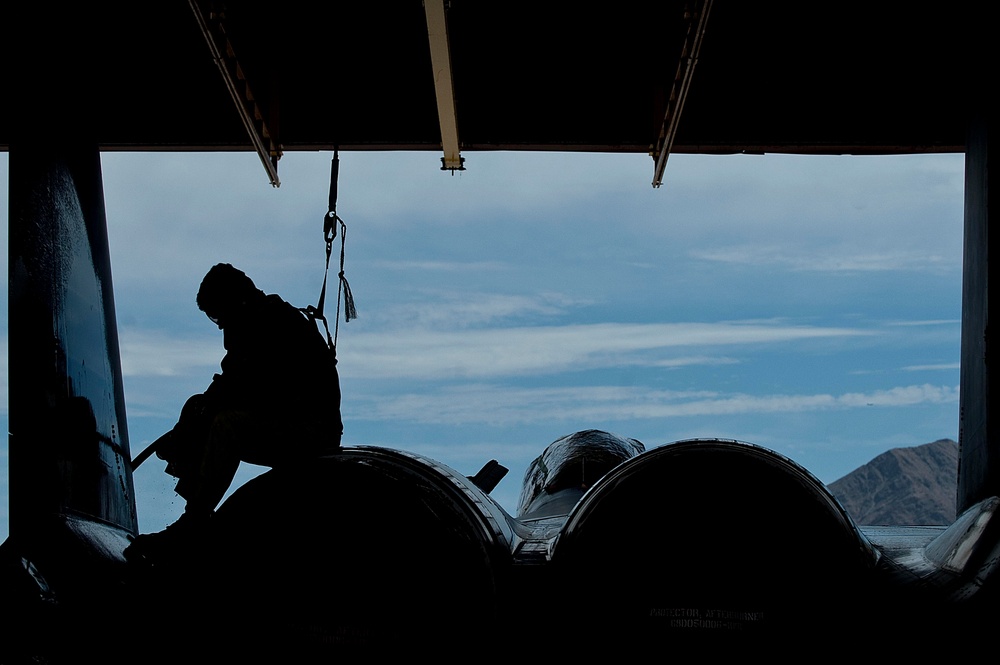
(549, 439), (878, 649)
(135, 447), (514, 655)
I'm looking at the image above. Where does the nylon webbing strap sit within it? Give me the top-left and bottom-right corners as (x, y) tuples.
(309, 150), (356, 349)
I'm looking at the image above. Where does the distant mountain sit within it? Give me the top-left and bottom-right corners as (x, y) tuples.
(828, 439), (959, 526)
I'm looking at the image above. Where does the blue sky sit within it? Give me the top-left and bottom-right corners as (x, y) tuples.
(1, 149), (965, 540)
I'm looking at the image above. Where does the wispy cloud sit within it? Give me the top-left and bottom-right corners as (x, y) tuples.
(887, 319), (961, 327)
(902, 363), (960, 371)
(691, 245), (957, 273)
(118, 329), (222, 377)
(339, 320), (871, 380)
(113, 318), (872, 389)
(371, 259), (510, 272)
(350, 383), (960, 425)
(361, 291), (588, 329)
(651, 355), (740, 368)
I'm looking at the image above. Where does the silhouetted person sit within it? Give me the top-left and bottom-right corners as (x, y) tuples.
(126, 263), (343, 560)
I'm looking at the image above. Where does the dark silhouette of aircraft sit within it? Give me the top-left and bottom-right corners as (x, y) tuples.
(1, 2), (995, 660)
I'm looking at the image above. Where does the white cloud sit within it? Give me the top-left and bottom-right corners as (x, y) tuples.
(691, 245), (957, 273)
(371, 259), (510, 272)
(361, 290), (586, 329)
(349, 382), (960, 426)
(651, 355), (740, 368)
(888, 319), (961, 327)
(902, 363), (960, 371)
(339, 320), (872, 380)
(118, 328), (223, 377)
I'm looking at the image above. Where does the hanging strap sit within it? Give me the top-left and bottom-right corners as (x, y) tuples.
(304, 150), (356, 349)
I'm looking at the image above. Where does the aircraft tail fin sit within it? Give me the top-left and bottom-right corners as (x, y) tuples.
(8, 142), (136, 539)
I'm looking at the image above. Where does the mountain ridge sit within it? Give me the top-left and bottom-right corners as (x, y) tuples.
(828, 438), (958, 526)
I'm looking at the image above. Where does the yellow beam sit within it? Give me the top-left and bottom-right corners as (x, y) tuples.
(424, 0), (464, 172)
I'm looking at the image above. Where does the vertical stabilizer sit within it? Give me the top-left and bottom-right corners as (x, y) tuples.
(958, 82), (996, 512)
(8, 143), (136, 539)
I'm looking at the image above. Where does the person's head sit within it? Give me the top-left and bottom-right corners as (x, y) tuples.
(196, 263), (260, 328)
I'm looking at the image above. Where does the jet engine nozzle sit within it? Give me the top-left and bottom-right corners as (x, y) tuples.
(549, 439), (878, 649)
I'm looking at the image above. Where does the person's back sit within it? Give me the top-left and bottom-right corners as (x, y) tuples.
(208, 289), (342, 447)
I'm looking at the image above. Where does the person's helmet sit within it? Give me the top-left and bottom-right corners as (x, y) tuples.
(196, 263), (259, 322)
